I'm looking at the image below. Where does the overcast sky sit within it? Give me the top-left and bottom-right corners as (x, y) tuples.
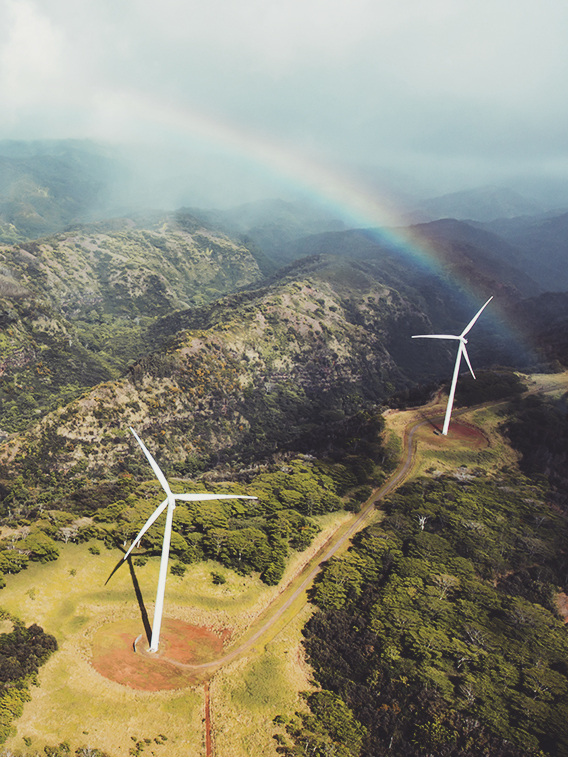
(1, 0), (568, 210)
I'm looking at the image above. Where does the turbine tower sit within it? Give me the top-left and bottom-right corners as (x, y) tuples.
(412, 297), (493, 436)
(125, 428), (257, 652)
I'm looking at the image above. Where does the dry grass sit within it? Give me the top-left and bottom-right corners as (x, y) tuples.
(210, 604), (315, 757)
(2, 547), (205, 756)
(0, 511), (350, 757)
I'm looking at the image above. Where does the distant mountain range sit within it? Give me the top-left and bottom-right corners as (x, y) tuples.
(410, 185), (548, 223)
(0, 140), (121, 243)
(0, 140), (567, 481)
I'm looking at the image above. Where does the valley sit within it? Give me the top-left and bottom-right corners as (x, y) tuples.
(0, 150), (567, 756)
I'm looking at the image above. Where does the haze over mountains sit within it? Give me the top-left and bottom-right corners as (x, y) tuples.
(0, 139), (566, 471)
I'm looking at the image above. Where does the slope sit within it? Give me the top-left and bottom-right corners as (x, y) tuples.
(478, 211), (568, 292)
(411, 185), (544, 222)
(272, 222), (541, 303)
(0, 211), (264, 432)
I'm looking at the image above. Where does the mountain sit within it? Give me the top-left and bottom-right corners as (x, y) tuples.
(0, 242), (538, 492)
(412, 185), (545, 223)
(272, 221), (541, 302)
(0, 210), (264, 431)
(0, 140), (122, 242)
(0, 255), (427, 482)
(477, 211), (568, 292)
(512, 291), (568, 365)
(407, 219), (541, 298)
(189, 198), (348, 265)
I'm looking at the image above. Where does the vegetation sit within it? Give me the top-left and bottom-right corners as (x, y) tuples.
(0, 452), (380, 586)
(455, 369), (527, 407)
(505, 392), (568, 509)
(0, 613), (57, 744)
(286, 467), (568, 757)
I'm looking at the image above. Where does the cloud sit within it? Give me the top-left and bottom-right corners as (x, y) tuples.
(0, 0), (65, 111)
(1, 0), (568, 202)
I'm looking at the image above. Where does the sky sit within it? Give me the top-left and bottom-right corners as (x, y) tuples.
(1, 0), (568, 211)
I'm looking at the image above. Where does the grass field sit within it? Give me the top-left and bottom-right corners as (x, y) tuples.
(0, 510), (350, 757)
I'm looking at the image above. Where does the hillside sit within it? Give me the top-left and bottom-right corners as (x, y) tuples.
(272, 223), (541, 304)
(411, 185), (545, 222)
(0, 140), (121, 243)
(0, 211), (264, 431)
(0, 256), (431, 483)
(478, 211), (568, 292)
(0, 239), (543, 489)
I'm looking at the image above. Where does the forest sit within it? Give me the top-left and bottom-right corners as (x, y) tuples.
(275, 394), (568, 757)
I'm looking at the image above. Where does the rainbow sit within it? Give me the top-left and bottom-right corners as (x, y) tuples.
(97, 90), (503, 305)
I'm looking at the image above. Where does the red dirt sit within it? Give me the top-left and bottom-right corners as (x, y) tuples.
(91, 618), (226, 691)
(419, 419), (488, 449)
(204, 681), (212, 757)
(449, 422), (488, 445)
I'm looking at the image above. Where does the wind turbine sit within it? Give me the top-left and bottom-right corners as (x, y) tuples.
(412, 297), (493, 436)
(125, 427), (257, 653)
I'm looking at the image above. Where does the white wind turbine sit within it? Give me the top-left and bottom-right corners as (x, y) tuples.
(125, 428), (257, 653)
(412, 297), (493, 436)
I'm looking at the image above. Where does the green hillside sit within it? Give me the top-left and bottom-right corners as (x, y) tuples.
(0, 212), (264, 432)
(0, 140), (119, 242)
(0, 255), (431, 484)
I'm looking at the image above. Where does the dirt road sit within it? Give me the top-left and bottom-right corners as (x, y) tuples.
(162, 415), (431, 672)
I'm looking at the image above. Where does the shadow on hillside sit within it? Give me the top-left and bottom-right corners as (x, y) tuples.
(419, 410), (442, 434)
(105, 555), (153, 645)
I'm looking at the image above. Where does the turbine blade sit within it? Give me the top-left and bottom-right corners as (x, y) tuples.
(174, 493), (257, 502)
(462, 345), (476, 379)
(460, 296), (493, 337)
(412, 334), (460, 340)
(123, 497), (169, 561)
(130, 428), (172, 496)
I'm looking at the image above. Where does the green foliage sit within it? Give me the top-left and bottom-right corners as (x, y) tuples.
(301, 471), (568, 756)
(82, 455), (362, 584)
(455, 370), (527, 407)
(19, 530), (59, 563)
(505, 393), (568, 509)
(285, 690), (366, 757)
(0, 551), (29, 575)
(170, 562), (186, 577)
(0, 619), (57, 744)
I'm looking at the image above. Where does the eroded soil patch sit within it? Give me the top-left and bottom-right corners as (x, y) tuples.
(91, 617), (225, 690)
(416, 419), (489, 449)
